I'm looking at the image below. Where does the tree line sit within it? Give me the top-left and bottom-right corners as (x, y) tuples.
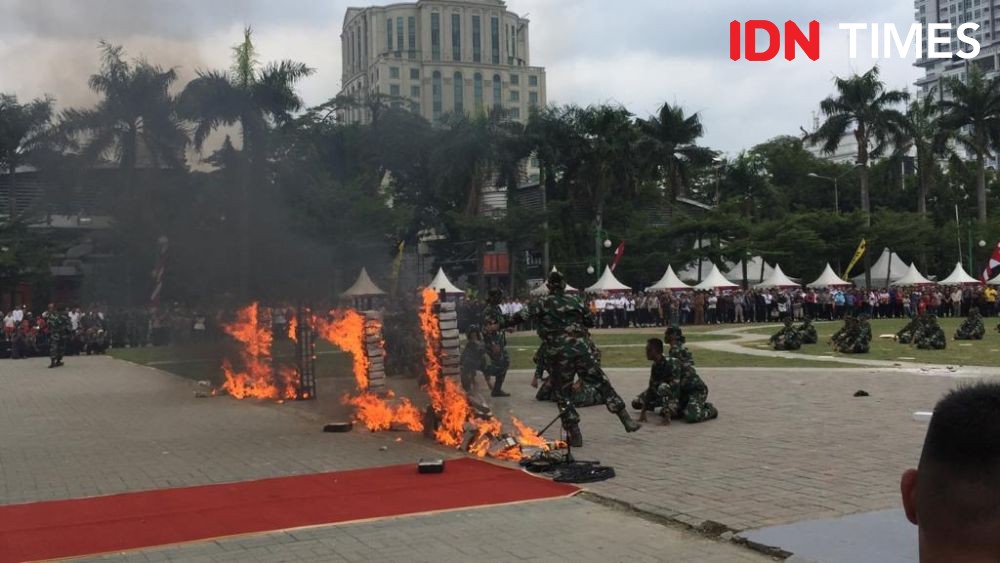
(2, 30), (1000, 305)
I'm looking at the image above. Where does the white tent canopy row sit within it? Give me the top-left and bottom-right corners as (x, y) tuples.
(890, 263), (934, 287)
(693, 265), (739, 291)
(807, 264), (853, 288)
(340, 267), (386, 298)
(938, 262), (980, 286)
(585, 266), (632, 293)
(755, 264), (799, 289)
(646, 265), (692, 292)
(428, 267), (464, 295)
(724, 257), (774, 284)
(854, 248), (908, 288)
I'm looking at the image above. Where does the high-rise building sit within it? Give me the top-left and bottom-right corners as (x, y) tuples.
(338, 0), (547, 125)
(915, 0), (1000, 93)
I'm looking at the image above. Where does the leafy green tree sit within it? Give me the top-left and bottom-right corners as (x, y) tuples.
(898, 91), (952, 216)
(638, 102), (715, 200)
(0, 94), (54, 217)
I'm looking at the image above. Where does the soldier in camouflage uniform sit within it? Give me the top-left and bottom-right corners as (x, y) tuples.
(915, 314), (947, 350)
(660, 329), (718, 423)
(797, 317), (818, 344)
(665, 326), (693, 367)
(634, 338), (678, 422)
(460, 325), (488, 393)
(506, 271), (640, 447)
(832, 315), (871, 354)
(770, 317), (803, 350)
(897, 314), (925, 344)
(533, 343), (605, 407)
(482, 288), (511, 397)
(45, 303), (69, 368)
(955, 308), (986, 341)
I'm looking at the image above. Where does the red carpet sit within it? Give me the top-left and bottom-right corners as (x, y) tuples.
(0, 458), (577, 563)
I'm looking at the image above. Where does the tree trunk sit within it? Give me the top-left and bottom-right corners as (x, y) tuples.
(8, 163), (16, 218)
(978, 154), (988, 223)
(917, 154), (927, 216)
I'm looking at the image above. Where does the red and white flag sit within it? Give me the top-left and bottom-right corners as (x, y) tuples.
(981, 242), (1000, 283)
(150, 236), (169, 306)
(610, 241), (626, 272)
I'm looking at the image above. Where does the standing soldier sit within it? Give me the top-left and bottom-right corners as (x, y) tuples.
(505, 271), (640, 447)
(482, 288), (511, 397)
(45, 303), (68, 368)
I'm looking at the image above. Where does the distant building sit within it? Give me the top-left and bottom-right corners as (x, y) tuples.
(914, 0), (1000, 94)
(338, 0), (547, 126)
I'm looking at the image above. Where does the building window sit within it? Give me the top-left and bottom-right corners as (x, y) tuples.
(492, 73), (502, 108)
(390, 84), (400, 97)
(529, 91), (538, 106)
(529, 75), (538, 87)
(408, 17), (416, 57)
(472, 15), (482, 62)
(491, 17), (500, 64)
(386, 18), (393, 51)
(510, 107), (520, 119)
(390, 66), (400, 79)
(397, 18), (404, 54)
(452, 13), (461, 61)
(411, 85), (420, 98)
(510, 74), (519, 85)
(431, 13), (441, 61)
(510, 90), (519, 102)
(410, 68), (419, 80)
(454, 72), (464, 114)
(432, 71), (442, 120)
(474, 73), (483, 108)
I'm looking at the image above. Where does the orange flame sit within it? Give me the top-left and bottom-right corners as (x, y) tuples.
(345, 391), (424, 432)
(315, 309), (369, 390)
(511, 416), (548, 449)
(220, 304), (299, 400)
(287, 314), (297, 342)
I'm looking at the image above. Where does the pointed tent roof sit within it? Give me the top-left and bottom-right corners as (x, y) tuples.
(530, 267), (579, 295)
(693, 264), (740, 291)
(854, 248), (908, 287)
(939, 262), (981, 285)
(585, 266), (632, 293)
(724, 257), (774, 284)
(428, 267), (464, 295)
(891, 263), (934, 287)
(340, 267), (386, 298)
(989, 271), (1000, 286)
(755, 264), (800, 289)
(646, 265), (692, 292)
(807, 263), (853, 288)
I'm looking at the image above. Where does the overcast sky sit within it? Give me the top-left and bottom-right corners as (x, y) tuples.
(0, 0), (922, 156)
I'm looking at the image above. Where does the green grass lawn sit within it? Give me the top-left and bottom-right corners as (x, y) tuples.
(742, 317), (1000, 367)
(507, 332), (732, 348)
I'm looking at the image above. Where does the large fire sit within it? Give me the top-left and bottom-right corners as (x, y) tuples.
(315, 309), (370, 390)
(220, 303), (299, 400)
(344, 390), (423, 432)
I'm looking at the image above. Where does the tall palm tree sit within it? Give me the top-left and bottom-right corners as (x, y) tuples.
(808, 66), (909, 227)
(638, 102), (715, 200)
(177, 27), (313, 299)
(897, 91), (952, 216)
(0, 94), (54, 217)
(939, 66), (1000, 222)
(61, 41), (187, 173)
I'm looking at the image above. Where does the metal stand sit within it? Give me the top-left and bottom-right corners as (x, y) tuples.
(295, 306), (316, 400)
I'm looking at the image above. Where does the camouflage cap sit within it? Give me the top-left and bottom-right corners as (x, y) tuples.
(546, 271), (566, 293)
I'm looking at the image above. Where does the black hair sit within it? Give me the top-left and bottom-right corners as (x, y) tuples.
(647, 338), (664, 354)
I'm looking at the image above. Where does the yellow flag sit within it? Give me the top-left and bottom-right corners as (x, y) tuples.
(390, 241), (406, 293)
(843, 239), (866, 279)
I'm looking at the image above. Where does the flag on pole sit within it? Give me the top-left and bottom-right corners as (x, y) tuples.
(842, 238), (866, 279)
(150, 236), (169, 306)
(981, 242), (1000, 283)
(610, 241), (626, 271)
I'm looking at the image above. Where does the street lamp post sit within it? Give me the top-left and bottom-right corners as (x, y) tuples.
(807, 172), (841, 215)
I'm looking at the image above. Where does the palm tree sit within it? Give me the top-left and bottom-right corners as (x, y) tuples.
(177, 27), (313, 299)
(808, 66), (909, 227)
(638, 102), (715, 200)
(61, 41), (187, 173)
(939, 66), (1000, 222)
(0, 94), (54, 217)
(897, 91), (952, 216)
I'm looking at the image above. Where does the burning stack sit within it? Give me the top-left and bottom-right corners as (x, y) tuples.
(363, 312), (387, 394)
(437, 302), (461, 380)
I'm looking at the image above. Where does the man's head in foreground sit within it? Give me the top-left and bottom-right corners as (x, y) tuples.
(902, 382), (1000, 562)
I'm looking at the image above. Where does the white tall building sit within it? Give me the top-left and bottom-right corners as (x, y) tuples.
(338, 0), (547, 126)
(915, 0), (1000, 94)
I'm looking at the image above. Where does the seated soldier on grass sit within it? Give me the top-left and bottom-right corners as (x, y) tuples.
(915, 315), (947, 350)
(770, 317), (802, 350)
(897, 314), (925, 344)
(797, 317), (818, 344)
(901, 382), (1000, 562)
(955, 308), (985, 341)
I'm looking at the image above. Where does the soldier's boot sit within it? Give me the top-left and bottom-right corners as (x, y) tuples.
(490, 372), (510, 397)
(48, 358), (56, 368)
(616, 408), (641, 432)
(564, 423), (583, 448)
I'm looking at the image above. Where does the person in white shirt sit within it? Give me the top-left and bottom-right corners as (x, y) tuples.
(11, 306), (23, 323)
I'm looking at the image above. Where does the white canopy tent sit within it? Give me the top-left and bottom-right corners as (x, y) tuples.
(755, 264), (800, 289)
(724, 257), (774, 284)
(646, 265), (692, 292)
(693, 265), (740, 291)
(807, 263), (853, 288)
(585, 266), (632, 293)
(938, 262), (981, 286)
(530, 267), (579, 295)
(428, 267), (464, 295)
(989, 272), (1000, 286)
(340, 267), (386, 298)
(891, 263), (935, 287)
(853, 248), (908, 288)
